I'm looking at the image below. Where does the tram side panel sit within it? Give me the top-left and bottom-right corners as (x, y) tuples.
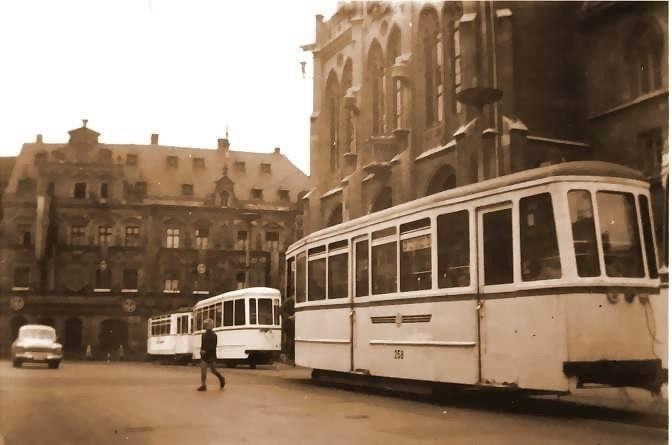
(295, 308), (351, 372)
(353, 301), (479, 384)
(147, 335), (175, 357)
(648, 288), (668, 369)
(479, 294), (569, 391)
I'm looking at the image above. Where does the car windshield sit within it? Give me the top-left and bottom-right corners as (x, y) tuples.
(21, 329), (55, 340)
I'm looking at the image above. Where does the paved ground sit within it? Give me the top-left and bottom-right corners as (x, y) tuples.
(0, 361), (667, 445)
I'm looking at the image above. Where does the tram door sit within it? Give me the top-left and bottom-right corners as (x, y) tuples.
(477, 204), (515, 385)
(350, 236), (368, 372)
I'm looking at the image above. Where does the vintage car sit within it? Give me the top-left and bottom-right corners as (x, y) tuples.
(11, 324), (63, 368)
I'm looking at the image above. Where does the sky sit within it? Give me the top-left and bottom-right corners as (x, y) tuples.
(0, 0), (339, 174)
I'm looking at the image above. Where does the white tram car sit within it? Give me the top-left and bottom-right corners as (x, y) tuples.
(285, 161), (665, 394)
(192, 287), (282, 367)
(147, 308), (193, 363)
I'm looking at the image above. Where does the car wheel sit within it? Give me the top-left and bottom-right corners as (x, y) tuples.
(48, 361), (60, 369)
(12, 359), (21, 368)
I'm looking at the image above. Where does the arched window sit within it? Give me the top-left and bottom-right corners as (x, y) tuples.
(367, 40), (385, 135)
(420, 8), (443, 126)
(371, 187), (393, 213)
(341, 59), (354, 153)
(327, 204), (343, 227)
(626, 22), (664, 98)
(444, 3), (463, 115)
(387, 26), (402, 130)
(326, 71), (341, 171)
(426, 164), (457, 196)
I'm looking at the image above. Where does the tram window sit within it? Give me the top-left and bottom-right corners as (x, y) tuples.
(520, 193), (561, 281)
(296, 253), (306, 303)
(401, 234), (432, 291)
(329, 240), (348, 250)
(328, 253), (348, 298)
(259, 298), (273, 325)
(568, 190), (601, 277)
(438, 211), (470, 288)
(234, 299), (246, 325)
(355, 240), (369, 297)
(215, 304), (223, 327)
(286, 258), (295, 299)
(308, 258), (326, 300)
(249, 298), (257, 324)
(638, 195), (659, 278)
(400, 217), (430, 233)
(483, 208), (513, 285)
(273, 299), (280, 325)
(223, 301), (233, 326)
(373, 227), (396, 240)
(308, 245), (325, 256)
(597, 192), (644, 277)
(195, 309), (203, 331)
(372, 241), (397, 294)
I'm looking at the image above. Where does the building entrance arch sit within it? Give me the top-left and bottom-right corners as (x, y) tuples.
(98, 319), (129, 353)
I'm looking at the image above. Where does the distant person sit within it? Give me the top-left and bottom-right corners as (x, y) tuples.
(85, 344), (93, 361)
(118, 344), (125, 361)
(197, 318), (225, 391)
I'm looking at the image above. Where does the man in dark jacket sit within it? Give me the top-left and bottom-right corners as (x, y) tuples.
(197, 318), (225, 391)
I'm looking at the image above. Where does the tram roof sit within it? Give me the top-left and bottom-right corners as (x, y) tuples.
(194, 287), (281, 307)
(288, 161), (647, 252)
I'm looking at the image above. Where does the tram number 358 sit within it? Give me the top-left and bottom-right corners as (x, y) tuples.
(393, 349), (404, 360)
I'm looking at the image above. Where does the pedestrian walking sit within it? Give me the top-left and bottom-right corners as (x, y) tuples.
(118, 344), (125, 361)
(197, 318), (225, 391)
(85, 344), (93, 361)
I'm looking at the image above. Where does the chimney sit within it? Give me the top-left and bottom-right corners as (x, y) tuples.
(218, 138), (230, 151)
(36, 134), (43, 144)
(273, 147), (281, 155)
(151, 133), (159, 145)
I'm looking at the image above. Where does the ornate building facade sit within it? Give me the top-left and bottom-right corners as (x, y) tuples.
(302, 1), (666, 263)
(0, 122), (308, 358)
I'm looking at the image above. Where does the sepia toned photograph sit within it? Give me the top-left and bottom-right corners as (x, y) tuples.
(0, 1), (668, 444)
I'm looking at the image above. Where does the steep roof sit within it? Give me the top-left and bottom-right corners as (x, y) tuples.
(5, 126), (309, 209)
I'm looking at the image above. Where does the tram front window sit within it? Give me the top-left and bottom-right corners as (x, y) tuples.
(568, 190), (601, 277)
(520, 193), (561, 281)
(234, 299), (246, 325)
(597, 192), (644, 277)
(258, 298), (273, 325)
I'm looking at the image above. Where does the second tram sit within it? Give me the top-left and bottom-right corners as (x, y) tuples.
(285, 161), (665, 394)
(192, 287), (282, 367)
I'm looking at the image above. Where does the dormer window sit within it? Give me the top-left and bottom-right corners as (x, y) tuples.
(181, 184), (194, 196)
(74, 182), (87, 199)
(126, 154), (138, 166)
(193, 157), (205, 169)
(278, 189), (290, 201)
(166, 156), (179, 169)
(251, 188), (263, 200)
(234, 161), (246, 173)
(260, 163), (271, 174)
(34, 152), (47, 164)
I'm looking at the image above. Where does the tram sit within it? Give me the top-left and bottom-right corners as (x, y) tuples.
(146, 308), (193, 363)
(192, 287), (282, 368)
(285, 161), (665, 394)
